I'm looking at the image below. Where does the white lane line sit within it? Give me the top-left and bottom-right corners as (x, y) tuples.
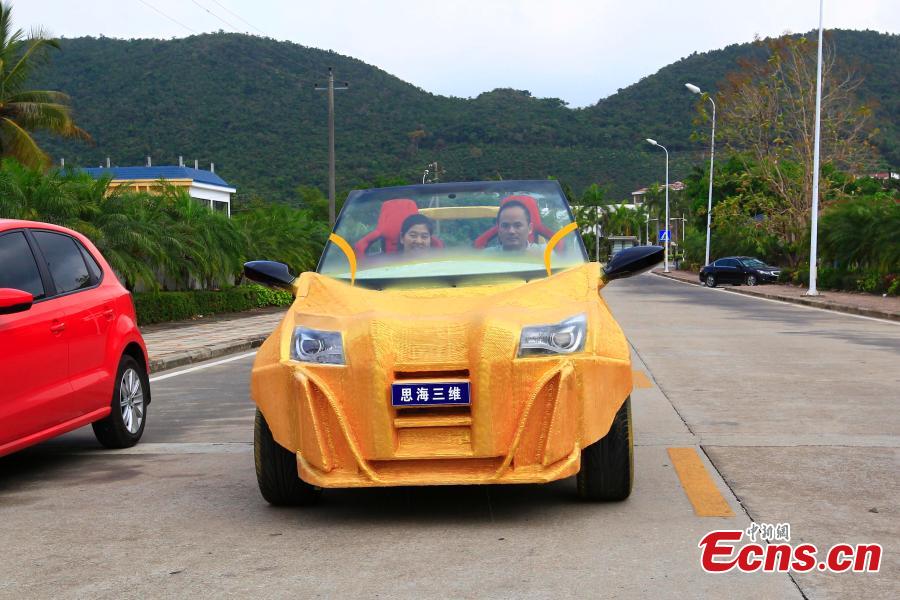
(149, 351), (257, 382)
(652, 273), (900, 326)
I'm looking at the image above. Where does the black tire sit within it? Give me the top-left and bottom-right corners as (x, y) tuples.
(92, 354), (148, 449)
(746, 274), (758, 286)
(577, 397), (633, 501)
(705, 274), (717, 288)
(254, 409), (321, 506)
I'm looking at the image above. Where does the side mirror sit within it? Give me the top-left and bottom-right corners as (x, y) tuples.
(0, 288), (34, 315)
(244, 261), (296, 289)
(603, 246), (664, 281)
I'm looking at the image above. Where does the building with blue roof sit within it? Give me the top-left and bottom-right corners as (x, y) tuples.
(82, 164), (236, 217)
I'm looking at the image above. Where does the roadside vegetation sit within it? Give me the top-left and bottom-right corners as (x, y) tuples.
(0, 160), (328, 290)
(673, 36), (899, 295)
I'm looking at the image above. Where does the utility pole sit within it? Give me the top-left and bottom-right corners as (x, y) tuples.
(315, 67), (349, 227)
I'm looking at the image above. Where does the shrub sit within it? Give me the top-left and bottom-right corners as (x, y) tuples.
(134, 284), (293, 325)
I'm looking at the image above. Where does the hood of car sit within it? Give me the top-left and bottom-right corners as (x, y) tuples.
(279, 262), (628, 365)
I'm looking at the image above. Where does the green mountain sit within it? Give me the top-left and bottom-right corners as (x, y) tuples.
(34, 30), (898, 202)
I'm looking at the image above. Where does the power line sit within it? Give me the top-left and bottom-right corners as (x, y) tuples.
(207, 0), (268, 36)
(135, 0), (198, 34)
(186, 0), (312, 86)
(189, 0), (241, 32)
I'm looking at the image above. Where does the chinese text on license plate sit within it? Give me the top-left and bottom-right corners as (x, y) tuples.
(391, 381), (471, 407)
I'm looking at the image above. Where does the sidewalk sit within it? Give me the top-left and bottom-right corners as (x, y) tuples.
(655, 269), (900, 322)
(141, 306), (285, 372)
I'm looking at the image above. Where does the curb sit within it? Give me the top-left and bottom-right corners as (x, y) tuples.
(148, 334), (268, 373)
(652, 271), (899, 323)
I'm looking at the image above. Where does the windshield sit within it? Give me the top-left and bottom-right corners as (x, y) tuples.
(741, 258), (767, 268)
(317, 180), (587, 288)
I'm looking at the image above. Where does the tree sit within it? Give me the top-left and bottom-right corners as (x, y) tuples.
(574, 183), (606, 261)
(606, 205), (646, 239)
(715, 34), (876, 266)
(0, 1), (90, 168)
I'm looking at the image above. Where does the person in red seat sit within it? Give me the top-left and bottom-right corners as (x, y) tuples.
(488, 200), (544, 252)
(475, 195), (560, 252)
(398, 214), (434, 254)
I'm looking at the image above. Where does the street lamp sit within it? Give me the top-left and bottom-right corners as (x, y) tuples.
(806, 0), (825, 296)
(685, 82), (716, 267)
(646, 138), (670, 272)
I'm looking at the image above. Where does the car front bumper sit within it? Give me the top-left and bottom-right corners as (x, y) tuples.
(251, 338), (632, 488)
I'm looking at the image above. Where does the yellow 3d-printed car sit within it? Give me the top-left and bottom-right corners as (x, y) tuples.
(245, 180), (662, 505)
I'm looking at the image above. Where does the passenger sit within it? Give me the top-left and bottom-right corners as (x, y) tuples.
(398, 214), (434, 254)
(493, 200), (542, 252)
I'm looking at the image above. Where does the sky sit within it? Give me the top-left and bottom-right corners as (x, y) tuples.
(15, 0), (900, 107)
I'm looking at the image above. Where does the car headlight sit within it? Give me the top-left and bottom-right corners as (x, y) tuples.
(518, 314), (586, 357)
(291, 327), (345, 364)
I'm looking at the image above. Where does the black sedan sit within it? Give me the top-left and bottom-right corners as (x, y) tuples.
(699, 257), (781, 288)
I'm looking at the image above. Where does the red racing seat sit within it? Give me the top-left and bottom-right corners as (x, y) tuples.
(473, 195), (560, 249)
(353, 199), (444, 255)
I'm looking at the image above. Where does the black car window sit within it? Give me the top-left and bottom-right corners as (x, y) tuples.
(78, 242), (103, 283)
(721, 258), (740, 267)
(0, 231), (46, 299)
(741, 258), (766, 268)
(32, 231), (93, 294)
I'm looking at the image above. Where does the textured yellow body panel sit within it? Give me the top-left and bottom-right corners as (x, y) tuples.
(251, 262), (632, 488)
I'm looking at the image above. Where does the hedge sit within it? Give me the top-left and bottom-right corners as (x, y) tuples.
(134, 284), (293, 325)
(779, 266), (899, 296)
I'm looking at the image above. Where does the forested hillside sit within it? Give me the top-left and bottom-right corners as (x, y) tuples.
(34, 30), (898, 201)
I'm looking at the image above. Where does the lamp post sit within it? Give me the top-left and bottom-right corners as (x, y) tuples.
(646, 138), (670, 272)
(685, 82), (716, 267)
(806, 0), (825, 296)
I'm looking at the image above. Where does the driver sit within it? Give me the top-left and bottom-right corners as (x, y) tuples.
(492, 200), (542, 252)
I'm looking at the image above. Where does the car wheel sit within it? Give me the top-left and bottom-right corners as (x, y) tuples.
(577, 397), (633, 501)
(746, 274), (758, 286)
(254, 409), (321, 506)
(92, 354), (148, 448)
(705, 274), (717, 288)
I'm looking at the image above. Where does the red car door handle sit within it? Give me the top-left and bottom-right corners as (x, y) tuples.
(102, 308), (115, 320)
(50, 322), (66, 334)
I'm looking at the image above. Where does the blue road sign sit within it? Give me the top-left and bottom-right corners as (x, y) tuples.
(658, 230), (670, 242)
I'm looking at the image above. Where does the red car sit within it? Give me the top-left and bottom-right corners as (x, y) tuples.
(0, 219), (150, 457)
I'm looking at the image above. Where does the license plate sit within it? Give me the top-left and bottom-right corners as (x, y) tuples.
(391, 381), (470, 407)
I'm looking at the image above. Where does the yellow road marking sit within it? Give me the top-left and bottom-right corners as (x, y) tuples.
(667, 447), (735, 517)
(632, 370), (653, 388)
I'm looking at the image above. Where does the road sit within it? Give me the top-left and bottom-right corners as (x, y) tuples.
(1, 273), (897, 599)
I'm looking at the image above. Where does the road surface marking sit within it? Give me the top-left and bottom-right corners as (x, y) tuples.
(149, 351), (257, 382)
(632, 370), (653, 388)
(667, 447), (735, 517)
(653, 273), (899, 326)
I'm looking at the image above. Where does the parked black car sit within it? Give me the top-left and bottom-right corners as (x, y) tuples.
(699, 257), (781, 287)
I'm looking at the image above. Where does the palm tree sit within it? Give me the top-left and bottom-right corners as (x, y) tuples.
(0, 1), (90, 169)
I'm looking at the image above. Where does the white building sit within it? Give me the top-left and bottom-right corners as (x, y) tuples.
(83, 165), (236, 216)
